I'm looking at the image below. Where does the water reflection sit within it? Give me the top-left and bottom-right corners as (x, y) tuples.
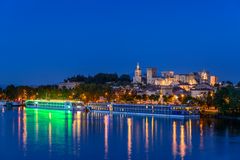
(35, 110), (39, 142)
(18, 108), (21, 146)
(172, 121), (177, 159)
(73, 111), (81, 143)
(151, 117), (154, 146)
(145, 117), (149, 153)
(180, 125), (186, 159)
(2, 108), (240, 160)
(127, 118), (132, 160)
(104, 115), (109, 160)
(188, 120), (192, 149)
(200, 120), (204, 149)
(22, 109), (27, 152)
(48, 121), (52, 153)
(1, 106), (5, 113)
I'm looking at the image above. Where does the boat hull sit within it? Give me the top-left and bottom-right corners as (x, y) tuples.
(89, 103), (200, 118)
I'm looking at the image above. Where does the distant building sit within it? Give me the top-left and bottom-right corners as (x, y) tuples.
(154, 78), (176, 86)
(210, 76), (218, 86)
(178, 83), (193, 91)
(174, 74), (198, 85)
(133, 63), (142, 84)
(199, 71), (210, 84)
(161, 71), (174, 78)
(147, 68), (157, 85)
(132, 63), (218, 91)
(191, 89), (210, 98)
(190, 83), (213, 98)
(145, 89), (159, 96)
(58, 81), (81, 89)
(160, 86), (173, 96)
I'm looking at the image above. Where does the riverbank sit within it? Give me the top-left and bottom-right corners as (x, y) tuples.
(201, 111), (240, 120)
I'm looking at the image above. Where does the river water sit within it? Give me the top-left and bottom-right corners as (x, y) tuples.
(0, 107), (240, 160)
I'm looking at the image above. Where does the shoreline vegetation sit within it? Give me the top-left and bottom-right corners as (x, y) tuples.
(1, 73), (240, 118)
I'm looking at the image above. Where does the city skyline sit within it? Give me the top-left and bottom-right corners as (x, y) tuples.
(1, 1), (240, 160)
(0, 62), (237, 86)
(1, 0), (240, 85)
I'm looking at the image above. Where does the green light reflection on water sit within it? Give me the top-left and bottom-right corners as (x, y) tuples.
(22, 108), (73, 153)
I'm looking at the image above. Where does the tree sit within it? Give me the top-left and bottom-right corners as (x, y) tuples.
(5, 85), (18, 100)
(149, 94), (159, 102)
(119, 74), (131, 83)
(93, 73), (118, 84)
(163, 95), (175, 104)
(214, 86), (240, 115)
(0, 87), (5, 99)
(236, 81), (240, 88)
(223, 81), (234, 87)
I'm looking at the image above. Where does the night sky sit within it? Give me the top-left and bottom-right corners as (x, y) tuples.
(0, 0), (240, 85)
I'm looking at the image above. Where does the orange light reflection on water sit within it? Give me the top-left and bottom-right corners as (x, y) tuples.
(127, 118), (132, 160)
(145, 117), (149, 152)
(172, 121), (177, 159)
(180, 125), (186, 159)
(104, 115), (109, 160)
(23, 109), (27, 152)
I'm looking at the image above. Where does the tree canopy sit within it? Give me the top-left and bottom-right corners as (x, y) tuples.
(214, 86), (240, 115)
(64, 73), (131, 84)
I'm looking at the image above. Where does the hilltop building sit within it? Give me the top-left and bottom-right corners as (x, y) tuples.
(133, 63), (142, 84)
(58, 81), (81, 89)
(161, 71), (174, 78)
(174, 74), (198, 85)
(210, 76), (218, 86)
(147, 68), (157, 85)
(132, 63), (218, 97)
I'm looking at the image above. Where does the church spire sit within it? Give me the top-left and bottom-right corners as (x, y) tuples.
(133, 62), (142, 84)
(136, 62), (140, 70)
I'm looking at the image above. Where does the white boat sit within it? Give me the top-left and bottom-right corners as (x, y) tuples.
(0, 101), (6, 106)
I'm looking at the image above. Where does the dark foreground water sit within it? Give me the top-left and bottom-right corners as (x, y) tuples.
(1, 107), (240, 160)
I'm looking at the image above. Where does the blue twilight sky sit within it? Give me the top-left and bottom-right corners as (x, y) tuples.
(0, 0), (240, 85)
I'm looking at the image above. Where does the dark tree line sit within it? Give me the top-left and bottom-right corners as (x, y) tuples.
(64, 73), (131, 84)
(0, 84), (113, 103)
(214, 85), (240, 116)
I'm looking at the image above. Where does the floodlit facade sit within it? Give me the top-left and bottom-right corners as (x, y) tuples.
(210, 76), (218, 86)
(133, 63), (142, 84)
(174, 74), (198, 85)
(161, 71), (174, 78)
(147, 68), (157, 85)
(132, 63), (218, 97)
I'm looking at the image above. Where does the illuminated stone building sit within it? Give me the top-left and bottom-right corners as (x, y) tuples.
(174, 74), (198, 85)
(133, 63), (142, 84)
(199, 71), (210, 84)
(147, 68), (157, 85)
(210, 76), (218, 86)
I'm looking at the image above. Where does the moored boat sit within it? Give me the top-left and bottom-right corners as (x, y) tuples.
(25, 100), (86, 111)
(0, 101), (6, 106)
(5, 101), (23, 107)
(89, 103), (200, 118)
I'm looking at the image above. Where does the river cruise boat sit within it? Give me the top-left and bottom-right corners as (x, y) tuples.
(25, 100), (86, 111)
(88, 103), (200, 118)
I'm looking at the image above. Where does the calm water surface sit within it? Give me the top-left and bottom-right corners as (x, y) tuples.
(1, 107), (240, 160)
